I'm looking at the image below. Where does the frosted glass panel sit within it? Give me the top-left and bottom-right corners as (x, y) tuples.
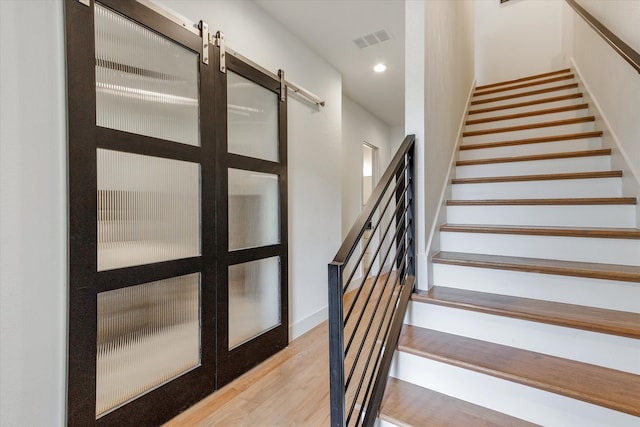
(227, 71), (279, 161)
(96, 273), (200, 417)
(97, 149), (200, 271)
(95, 3), (200, 146)
(228, 169), (279, 250)
(229, 257), (281, 349)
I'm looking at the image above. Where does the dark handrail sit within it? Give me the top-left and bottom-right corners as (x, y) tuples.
(328, 134), (416, 427)
(565, 0), (640, 74)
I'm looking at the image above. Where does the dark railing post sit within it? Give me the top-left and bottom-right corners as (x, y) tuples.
(328, 262), (345, 427)
(394, 156), (406, 275)
(406, 145), (415, 277)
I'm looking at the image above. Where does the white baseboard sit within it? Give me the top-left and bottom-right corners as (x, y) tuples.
(289, 305), (327, 340)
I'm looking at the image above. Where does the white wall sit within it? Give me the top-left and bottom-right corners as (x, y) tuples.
(566, 0), (640, 223)
(576, 0), (640, 53)
(155, 0), (343, 339)
(390, 125), (406, 156)
(341, 95), (392, 238)
(0, 1), (67, 426)
(406, 0), (475, 284)
(405, 0), (427, 283)
(474, 0), (565, 85)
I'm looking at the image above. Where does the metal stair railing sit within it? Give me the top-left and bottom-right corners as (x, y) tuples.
(328, 134), (416, 427)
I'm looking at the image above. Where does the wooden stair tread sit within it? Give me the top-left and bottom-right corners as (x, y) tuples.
(461, 132), (603, 152)
(433, 251), (640, 283)
(447, 197), (636, 206)
(397, 326), (640, 416)
(466, 104), (588, 125)
(460, 131), (603, 151)
(468, 93), (583, 115)
(456, 148), (611, 167)
(471, 84), (579, 106)
(451, 170), (623, 185)
(413, 286), (640, 338)
(474, 74), (575, 97)
(462, 117), (595, 137)
(440, 224), (640, 239)
(380, 377), (539, 427)
(476, 69), (572, 91)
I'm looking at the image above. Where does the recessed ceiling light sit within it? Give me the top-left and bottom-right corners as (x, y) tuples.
(373, 63), (386, 73)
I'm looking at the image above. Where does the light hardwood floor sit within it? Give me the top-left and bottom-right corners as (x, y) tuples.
(164, 275), (397, 426)
(163, 322), (331, 426)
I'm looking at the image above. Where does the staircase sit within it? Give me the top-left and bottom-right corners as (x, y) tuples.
(379, 69), (640, 426)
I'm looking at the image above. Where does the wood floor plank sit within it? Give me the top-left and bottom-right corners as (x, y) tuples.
(451, 170), (622, 185)
(380, 377), (539, 427)
(460, 131), (603, 151)
(474, 74), (575, 97)
(465, 104), (588, 126)
(432, 251), (640, 283)
(164, 274), (405, 427)
(397, 326), (640, 416)
(440, 224), (640, 239)
(476, 69), (572, 91)
(471, 84), (579, 106)
(446, 197), (636, 206)
(456, 148), (611, 167)
(462, 116), (595, 138)
(468, 93), (584, 115)
(164, 322), (331, 426)
(413, 286), (640, 338)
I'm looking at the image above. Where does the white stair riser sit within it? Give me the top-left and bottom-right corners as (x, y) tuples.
(458, 137), (602, 161)
(451, 177), (622, 199)
(464, 108), (589, 132)
(446, 204), (636, 228)
(456, 156), (611, 178)
(473, 80), (576, 102)
(462, 122), (595, 145)
(475, 73), (574, 94)
(405, 302), (640, 373)
(430, 263), (640, 313)
(468, 97), (586, 121)
(431, 263), (640, 313)
(470, 88), (580, 110)
(439, 232), (640, 266)
(390, 352), (640, 427)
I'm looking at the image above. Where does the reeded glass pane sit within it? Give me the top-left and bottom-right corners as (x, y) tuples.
(229, 257), (281, 349)
(228, 169), (280, 250)
(227, 71), (279, 161)
(95, 3), (200, 146)
(97, 149), (200, 271)
(96, 273), (200, 418)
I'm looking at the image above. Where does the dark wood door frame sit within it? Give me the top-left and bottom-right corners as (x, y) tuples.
(214, 54), (289, 387)
(66, 1), (216, 425)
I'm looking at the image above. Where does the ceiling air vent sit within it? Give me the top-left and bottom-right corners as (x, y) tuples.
(352, 29), (391, 49)
(353, 38), (368, 49)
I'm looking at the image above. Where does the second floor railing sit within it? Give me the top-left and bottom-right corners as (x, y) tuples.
(328, 135), (416, 427)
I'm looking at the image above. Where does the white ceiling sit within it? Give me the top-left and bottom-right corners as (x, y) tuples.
(253, 0), (405, 127)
